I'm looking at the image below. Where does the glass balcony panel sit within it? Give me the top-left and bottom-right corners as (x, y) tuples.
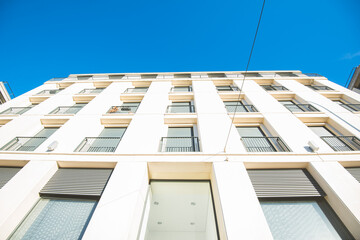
(167, 105), (195, 113)
(0, 107), (32, 115)
(171, 86), (192, 92)
(160, 137), (200, 152)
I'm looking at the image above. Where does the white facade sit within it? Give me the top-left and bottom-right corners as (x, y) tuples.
(0, 71), (359, 239)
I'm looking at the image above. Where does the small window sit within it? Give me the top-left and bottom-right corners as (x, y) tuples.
(261, 85), (288, 91)
(224, 101), (257, 112)
(208, 73), (226, 78)
(141, 74), (158, 79)
(216, 86), (239, 91)
(332, 99), (360, 112)
(244, 72), (262, 77)
(124, 87), (148, 93)
(174, 74), (191, 78)
(305, 85), (333, 91)
(279, 100), (318, 113)
(167, 102), (195, 113)
(276, 72), (298, 77)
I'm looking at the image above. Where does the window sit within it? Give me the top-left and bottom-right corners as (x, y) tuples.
(261, 85), (288, 91)
(141, 74), (157, 79)
(143, 181), (218, 240)
(244, 72), (262, 77)
(108, 74), (125, 79)
(309, 126), (360, 151)
(0, 167), (21, 189)
(346, 167), (360, 182)
(171, 86), (192, 92)
(75, 127), (126, 152)
(279, 100), (319, 113)
(216, 86), (239, 92)
(1, 128), (58, 151)
(276, 72), (298, 77)
(208, 73), (226, 78)
(174, 73), (191, 78)
(167, 102), (195, 113)
(107, 102), (140, 114)
(305, 85), (333, 91)
(77, 75), (93, 80)
(78, 88), (104, 94)
(160, 127), (200, 152)
(0, 106), (33, 115)
(247, 169), (353, 240)
(49, 103), (86, 115)
(36, 89), (61, 95)
(237, 126), (290, 152)
(9, 168), (112, 240)
(124, 87), (148, 93)
(332, 99), (360, 112)
(224, 101), (257, 112)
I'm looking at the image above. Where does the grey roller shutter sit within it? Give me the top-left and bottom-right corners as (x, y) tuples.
(247, 169), (325, 198)
(346, 167), (360, 182)
(40, 168), (113, 199)
(0, 167), (21, 189)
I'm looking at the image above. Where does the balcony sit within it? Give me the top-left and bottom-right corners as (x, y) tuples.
(0, 107), (32, 115)
(321, 136), (360, 151)
(262, 85), (288, 91)
(0, 137), (47, 151)
(74, 137), (122, 152)
(241, 137), (291, 152)
(306, 85), (333, 91)
(107, 105), (139, 114)
(340, 104), (360, 112)
(283, 104), (319, 113)
(49, 106), (83, 115)
(166, 105), (195, 113)
(225, 104), (257, 113)
(159, 137), (200, 152)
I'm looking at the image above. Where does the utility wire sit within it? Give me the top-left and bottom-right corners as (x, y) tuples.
(223, 0), (266, 152)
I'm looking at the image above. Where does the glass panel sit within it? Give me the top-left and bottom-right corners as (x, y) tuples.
(174, 74), (191, 78)
(144, 181), (218, 240)
(17, 128), (58, 151)
(168, 102), (191, 113)
(10, 198), (96, 240)
(64, 103), (86, 114)
(279, 101), (302, 112)
(167, 127), (193, 137)
(260, 200), (350, 240)
(309, 127), (334, 137)
(216, 86), (232, 91)
(237, 127), (265, 137)
(131, 87), (148, 93)
(224, 101), (247, 112)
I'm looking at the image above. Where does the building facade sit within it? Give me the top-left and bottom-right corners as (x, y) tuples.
(0, 82), (11, 105)
(0, 71), (359, 240)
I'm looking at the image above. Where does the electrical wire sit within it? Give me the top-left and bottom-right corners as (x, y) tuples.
(223, 0), (266, 152)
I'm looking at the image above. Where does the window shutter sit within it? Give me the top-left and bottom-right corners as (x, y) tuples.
(247, 169), (325, 198)
(346, 167), (360, 182)
(0, 167), (21, 189)
(40, 168), (113, 199)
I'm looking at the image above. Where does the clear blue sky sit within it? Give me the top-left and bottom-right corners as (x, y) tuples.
(0, 0), (359, 96)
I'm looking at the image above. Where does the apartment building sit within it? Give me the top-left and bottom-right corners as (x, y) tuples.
(0, 71), (359, 240)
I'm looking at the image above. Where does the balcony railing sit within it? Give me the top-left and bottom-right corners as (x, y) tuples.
(49, 106), (84, 114)
(340, 104), (360, 112)
(216, 86), (240, 92)
(306, 85), (333, 91)
(225, 104), (258, 112)
(0, 137), (47, 151)
(78, 88), (104, 94)
(107, 105), (139, 114)
(262, 85), (289, 91)
(159, 137), (200, 152)
(166, 105), (195, 113)
(170, 86), (192, 92)
(74, 137), (122, 152)
(36, 89), (61, 95)
(283, 104), (319, 113)
(0, 107), (32, 115)
(304, 73), (323, 77)
(241, 137), (291, 152)
(321, 136), (360, 151)
(124, 88), (148, 93)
